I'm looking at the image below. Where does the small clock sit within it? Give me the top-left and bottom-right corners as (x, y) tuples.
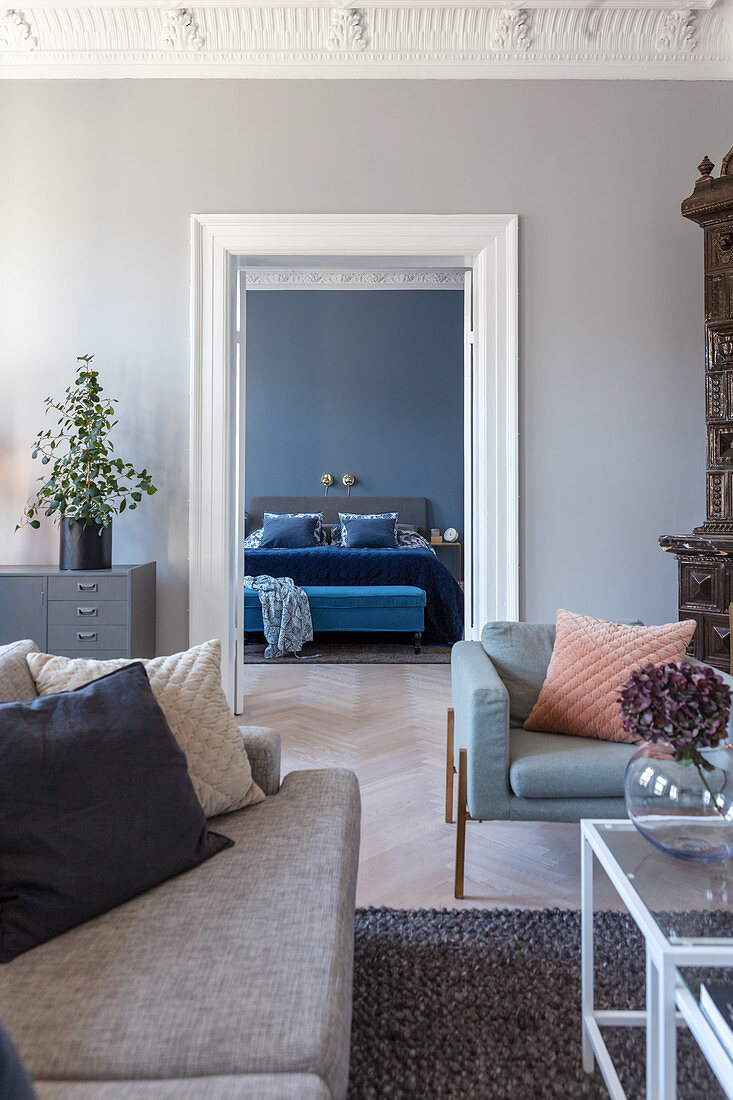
(444, 527), (459, 543)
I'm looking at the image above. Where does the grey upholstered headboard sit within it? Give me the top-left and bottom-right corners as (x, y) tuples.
(249, 496), (429, 536)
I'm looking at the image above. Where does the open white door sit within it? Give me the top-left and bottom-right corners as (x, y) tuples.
(234, 268), (246, 715)
(463, 268), (474, 637)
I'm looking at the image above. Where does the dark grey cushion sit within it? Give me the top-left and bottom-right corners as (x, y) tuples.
(0, 664), (231, 962)
(0, 769), (361, 1100)
(0, 1019), (36, 1098)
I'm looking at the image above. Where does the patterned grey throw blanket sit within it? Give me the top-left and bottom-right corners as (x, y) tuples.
(244, 574), (313, 659)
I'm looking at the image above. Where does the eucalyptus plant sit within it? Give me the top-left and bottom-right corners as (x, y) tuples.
(17, 355), (157, 531)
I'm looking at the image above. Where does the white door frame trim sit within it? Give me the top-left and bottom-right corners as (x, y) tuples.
(190, 213), (519, 705)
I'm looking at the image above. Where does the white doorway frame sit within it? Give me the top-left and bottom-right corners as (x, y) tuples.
(190, 214), (519, 707)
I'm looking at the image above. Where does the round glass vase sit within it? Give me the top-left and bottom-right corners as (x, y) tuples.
(624, 741), (733, 862)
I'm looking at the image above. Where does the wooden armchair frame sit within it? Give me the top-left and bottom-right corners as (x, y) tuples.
(445, 707), (473, 899)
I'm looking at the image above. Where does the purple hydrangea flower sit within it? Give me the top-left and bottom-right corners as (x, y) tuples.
(619, 659), (731, 760)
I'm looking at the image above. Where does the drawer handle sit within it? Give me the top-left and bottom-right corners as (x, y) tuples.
(77, 607), (98, 617)
(77, 631), (97, 641)
(77, 582), (98, 593)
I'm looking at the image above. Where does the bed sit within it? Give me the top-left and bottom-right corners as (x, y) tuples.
(244, 496), (464, 645)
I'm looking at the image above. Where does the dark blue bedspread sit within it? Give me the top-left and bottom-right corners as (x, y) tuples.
(244, 546), (464, 644)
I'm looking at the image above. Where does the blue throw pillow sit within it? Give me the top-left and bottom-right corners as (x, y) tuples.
(339, 512), (398, 549)
(264, 511), (326, 544)
(0, 663), (232, 963)
(259, 514), (318, 549)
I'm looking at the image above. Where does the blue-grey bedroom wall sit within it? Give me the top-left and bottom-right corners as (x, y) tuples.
(244, 288), (464, 539)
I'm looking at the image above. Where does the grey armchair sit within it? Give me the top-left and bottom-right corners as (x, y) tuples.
(447, 620), (659, 898)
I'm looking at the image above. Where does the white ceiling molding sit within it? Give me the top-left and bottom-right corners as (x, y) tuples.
(657, 7), (697, 51)
(0, 2), (731, 78)
(0, 9), (38, 50)
(162, 7), (204, 50)
(491, 8), (533, 51)
(328, 8), (367, 51)
(243, 267), (467, 289)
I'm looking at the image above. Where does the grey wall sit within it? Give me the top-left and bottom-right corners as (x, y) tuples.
(1, 79), (731, 652)
(245, 288), (464, 537)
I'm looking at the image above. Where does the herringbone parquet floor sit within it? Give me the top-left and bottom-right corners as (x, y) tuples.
(242, 663), (623, 909)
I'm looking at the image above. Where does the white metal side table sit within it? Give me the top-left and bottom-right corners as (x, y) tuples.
(581, 820), (733, 1100)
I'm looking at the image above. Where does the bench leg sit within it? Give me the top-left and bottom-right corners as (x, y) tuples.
(455, 748), (468, 899)
(445, 707), (455, 823)
(414, 631), (422, 655)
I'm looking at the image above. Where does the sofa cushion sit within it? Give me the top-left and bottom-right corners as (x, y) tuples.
(244, 586), (426, 610)
(0, 664), (232, 962)
(481, 618), (645, 727)
(0, 639), (38, 704)
(509, 728), (637, 799)
(27, 640), (264, 818)
(524, 610), (696, 743)
(0, 769), (360, 1100)
(36, 1075), (330, 1099)
(481, 621), (556, 725)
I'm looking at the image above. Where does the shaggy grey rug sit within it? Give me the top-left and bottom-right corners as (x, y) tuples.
(349, 907), (727, 1099)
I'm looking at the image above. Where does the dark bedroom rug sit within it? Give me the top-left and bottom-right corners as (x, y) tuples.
(244, 639), (452, 664)
(348, 907), (725, 1100)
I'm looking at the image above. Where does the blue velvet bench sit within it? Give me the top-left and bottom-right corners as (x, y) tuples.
(244, 585), (427, 653)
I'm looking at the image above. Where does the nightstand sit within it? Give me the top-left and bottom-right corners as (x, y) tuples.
(430, 540), (462, 585)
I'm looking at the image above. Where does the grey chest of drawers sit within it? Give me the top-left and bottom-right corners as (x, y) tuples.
(0, 563), (156, 658)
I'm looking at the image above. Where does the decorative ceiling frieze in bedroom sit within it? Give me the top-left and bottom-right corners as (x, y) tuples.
(242, 269), (467, 290)
(0, 1), (731, 78)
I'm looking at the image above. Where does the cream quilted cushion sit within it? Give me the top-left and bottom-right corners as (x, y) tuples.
(0, 639), (39, 703)
(26, 640), (264, 817)
(524, 609), (697, 743)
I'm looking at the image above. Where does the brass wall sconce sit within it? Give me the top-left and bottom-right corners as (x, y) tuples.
(321, 473), (334, 496)
(342, 473), (356, 496)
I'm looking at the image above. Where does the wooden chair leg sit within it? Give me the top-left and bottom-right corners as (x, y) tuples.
(445, 707), (455, 823)
(455, 748), (468, 899)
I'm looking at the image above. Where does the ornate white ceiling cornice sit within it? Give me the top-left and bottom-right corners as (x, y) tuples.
(0, 2), (731, 78)
(243, 267), (467, 289)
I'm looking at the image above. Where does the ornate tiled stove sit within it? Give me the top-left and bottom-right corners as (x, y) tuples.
(660, 147), (733, 671)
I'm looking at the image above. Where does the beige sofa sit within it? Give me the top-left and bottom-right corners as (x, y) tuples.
(0, 727), (362, 1100)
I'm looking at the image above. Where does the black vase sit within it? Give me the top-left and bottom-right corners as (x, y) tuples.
(59, 519), (112, 571)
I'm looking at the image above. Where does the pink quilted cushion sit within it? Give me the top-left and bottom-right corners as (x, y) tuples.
(524, 609), (697, 743)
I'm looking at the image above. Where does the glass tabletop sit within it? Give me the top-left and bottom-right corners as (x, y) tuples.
(593, 821), (733, 946)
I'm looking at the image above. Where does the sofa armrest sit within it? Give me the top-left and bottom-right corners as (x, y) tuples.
(451, 640), (511, 820)
(240, 726), (281, 795)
